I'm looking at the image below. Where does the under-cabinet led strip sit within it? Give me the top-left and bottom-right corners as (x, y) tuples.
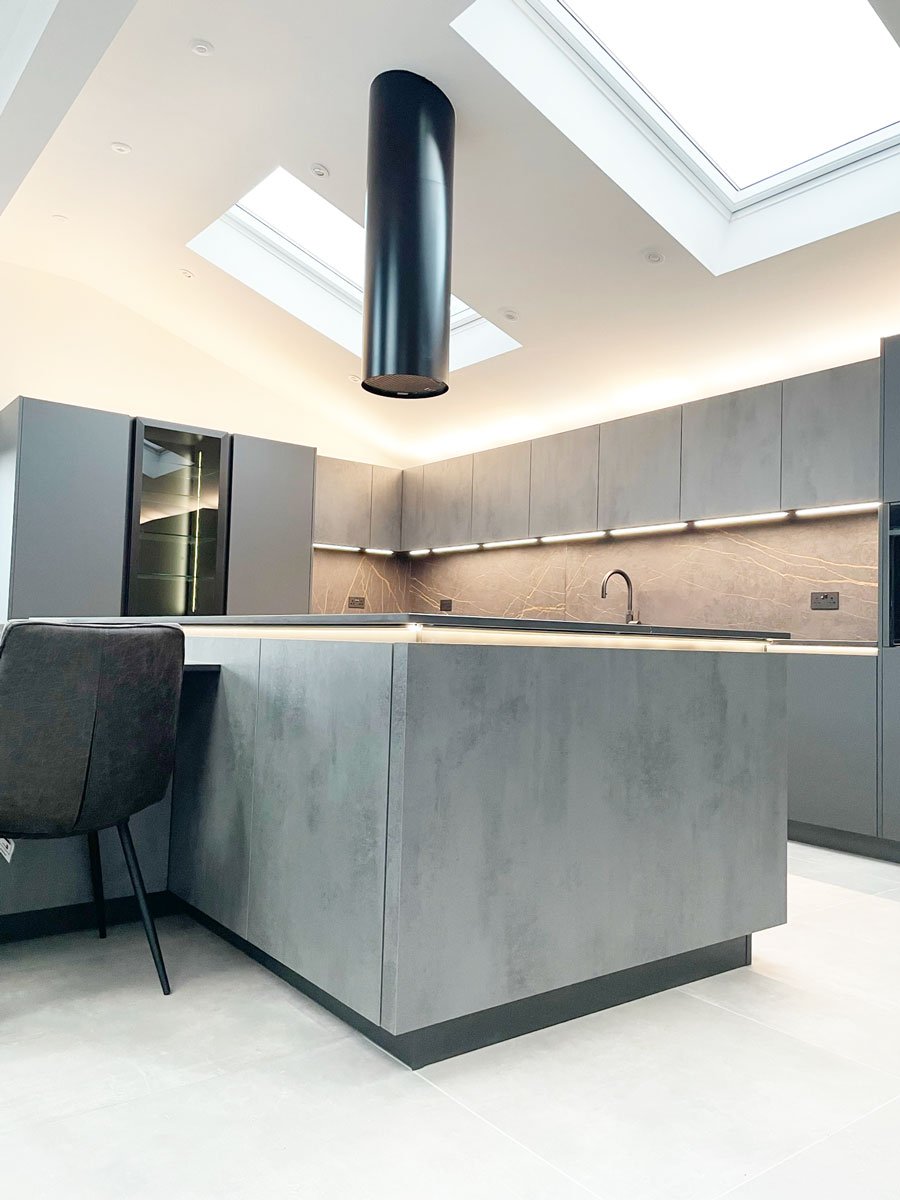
(312, 500), (881, 557)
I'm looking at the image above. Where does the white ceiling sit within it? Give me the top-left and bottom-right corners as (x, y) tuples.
(3, 0), (900, 466)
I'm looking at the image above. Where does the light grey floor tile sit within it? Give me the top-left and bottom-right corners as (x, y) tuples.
(421, 989), (900, 1200)
(785, 845), (900, 895)
(721, 1097), (900, 1199)
(752, 918), (900, 1010)
(796, 887), (900, 946)
(0, 1037), (595, 1200)
(785, 873), (859, 921)
(682, 967), (900, 1079)
(0, 916), (349, 1133)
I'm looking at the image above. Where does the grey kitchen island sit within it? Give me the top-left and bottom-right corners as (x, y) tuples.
(163, 613), (789, 1065)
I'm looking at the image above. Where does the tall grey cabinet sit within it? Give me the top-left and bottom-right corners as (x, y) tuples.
(228, 435), (316, 615)
(0, 396), (131, 619)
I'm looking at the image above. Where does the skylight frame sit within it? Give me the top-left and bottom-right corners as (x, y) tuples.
(522, 0), (900, 212)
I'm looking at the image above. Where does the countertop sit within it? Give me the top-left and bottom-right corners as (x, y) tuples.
(69, 612), (791, 641)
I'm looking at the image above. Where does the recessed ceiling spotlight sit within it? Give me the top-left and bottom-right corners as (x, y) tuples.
(190, 39), (214, 56)
(642, 248), (665, 264)
(179, 268), (194, 279)
(500, 308), (519, 321)
(310, 162), (330, 179)
(110, 142), (132, 155)
(49, 213), (68, 224)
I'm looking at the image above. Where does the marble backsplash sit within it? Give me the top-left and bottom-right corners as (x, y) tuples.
(311, 550), (409, 615)
(313, 514), (878, 640)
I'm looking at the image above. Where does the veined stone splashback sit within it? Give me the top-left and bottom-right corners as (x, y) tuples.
(312, 514), (878, 640)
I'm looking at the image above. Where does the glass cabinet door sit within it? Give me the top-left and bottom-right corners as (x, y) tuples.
(126, 422), (230, 616)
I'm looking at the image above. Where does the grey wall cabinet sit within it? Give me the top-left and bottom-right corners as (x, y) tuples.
(0, 396), (131, 619)
(787, 654), (877, 836)
(314, 456), (402, 550)
(421, 454), (474, 548)
(314, 457), (373, 547)
(598, 408), (682, 529)
(370, 465), (402, 549)
(471, 442), (531, 543)
(680, 384), (782, 521)
(782, 360), (880, 510)
(228, 435), (315, 615)
(400, 465), (425, 551)
(529, 426), (600, 537)
(881, 650), (900, 841)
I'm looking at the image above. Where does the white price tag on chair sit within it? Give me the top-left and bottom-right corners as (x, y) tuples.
(0, 838), (14, 863)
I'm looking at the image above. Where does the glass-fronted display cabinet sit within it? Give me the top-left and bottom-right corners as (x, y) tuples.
(125, 421), (230, 616)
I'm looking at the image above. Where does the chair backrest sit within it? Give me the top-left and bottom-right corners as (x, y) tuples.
(0, 622), (184, 837)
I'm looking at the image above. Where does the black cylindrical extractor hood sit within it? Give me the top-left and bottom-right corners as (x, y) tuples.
(362, 70), (455, 399)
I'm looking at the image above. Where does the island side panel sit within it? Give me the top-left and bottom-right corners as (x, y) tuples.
(246, 639), (393, 1024)
(382, 644), (786, 1035)
(170, 636), (262, 938)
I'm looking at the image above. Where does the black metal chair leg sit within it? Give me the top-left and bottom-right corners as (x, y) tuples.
(117, 819), (170, 995)
(86, 830), (107, 939)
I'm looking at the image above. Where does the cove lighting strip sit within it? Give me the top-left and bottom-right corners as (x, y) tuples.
(383, 500), (881, 557)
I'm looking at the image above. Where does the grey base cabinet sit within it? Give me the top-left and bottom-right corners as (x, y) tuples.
(881, 650), (900, 841)
(787, 654), (877, 836)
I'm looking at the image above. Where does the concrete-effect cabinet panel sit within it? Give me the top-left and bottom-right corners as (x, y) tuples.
(247, 640), (392, 1022)
(528, 426), (600, 537)
(471, 442), (531, 543)
(787, 654), (877, 836)
(782, 361), (880, 509)
(598, 408), (682, 529)
(228, 435), (315, 615)
(383, 643), (785, 1033)
(170, 636), (261, 937)
(314, 457), (372, 547)
(680, 384), (782, 521)
(400, 465), (425, 551)
(5, 397), (131, 618)
(370, 465), (402, 549)
(421, 455), (474, 548)
(881, 650), (900, 841)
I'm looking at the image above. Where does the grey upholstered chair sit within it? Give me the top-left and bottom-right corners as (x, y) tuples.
(0, 621), (184, 994)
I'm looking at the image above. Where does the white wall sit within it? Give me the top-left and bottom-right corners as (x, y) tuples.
(0, 261), (387, 460)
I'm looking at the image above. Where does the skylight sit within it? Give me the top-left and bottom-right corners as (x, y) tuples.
(560, 0), (900, 189)
(452, 0), (900, 273)
(188, 168), (520, 373)
(0, 0), (60, 117)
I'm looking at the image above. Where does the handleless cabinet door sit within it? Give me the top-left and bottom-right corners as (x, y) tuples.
(598, 408), (682, 530)
(228, 435), (315, 615)
(11, 397), (131, 618)
(680, 384), (782, 521)
(400, 465), (425, 551)
(314, 457), (373, 548)
(782, 360), (880, 510)
(787, 654), (877, 836)
(528, 426), (600, 537)
(370, 466), (402, 549)
(881, 650), (900, 841)
(421, 455), (474, 548)
(471, 442), (531, 543)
